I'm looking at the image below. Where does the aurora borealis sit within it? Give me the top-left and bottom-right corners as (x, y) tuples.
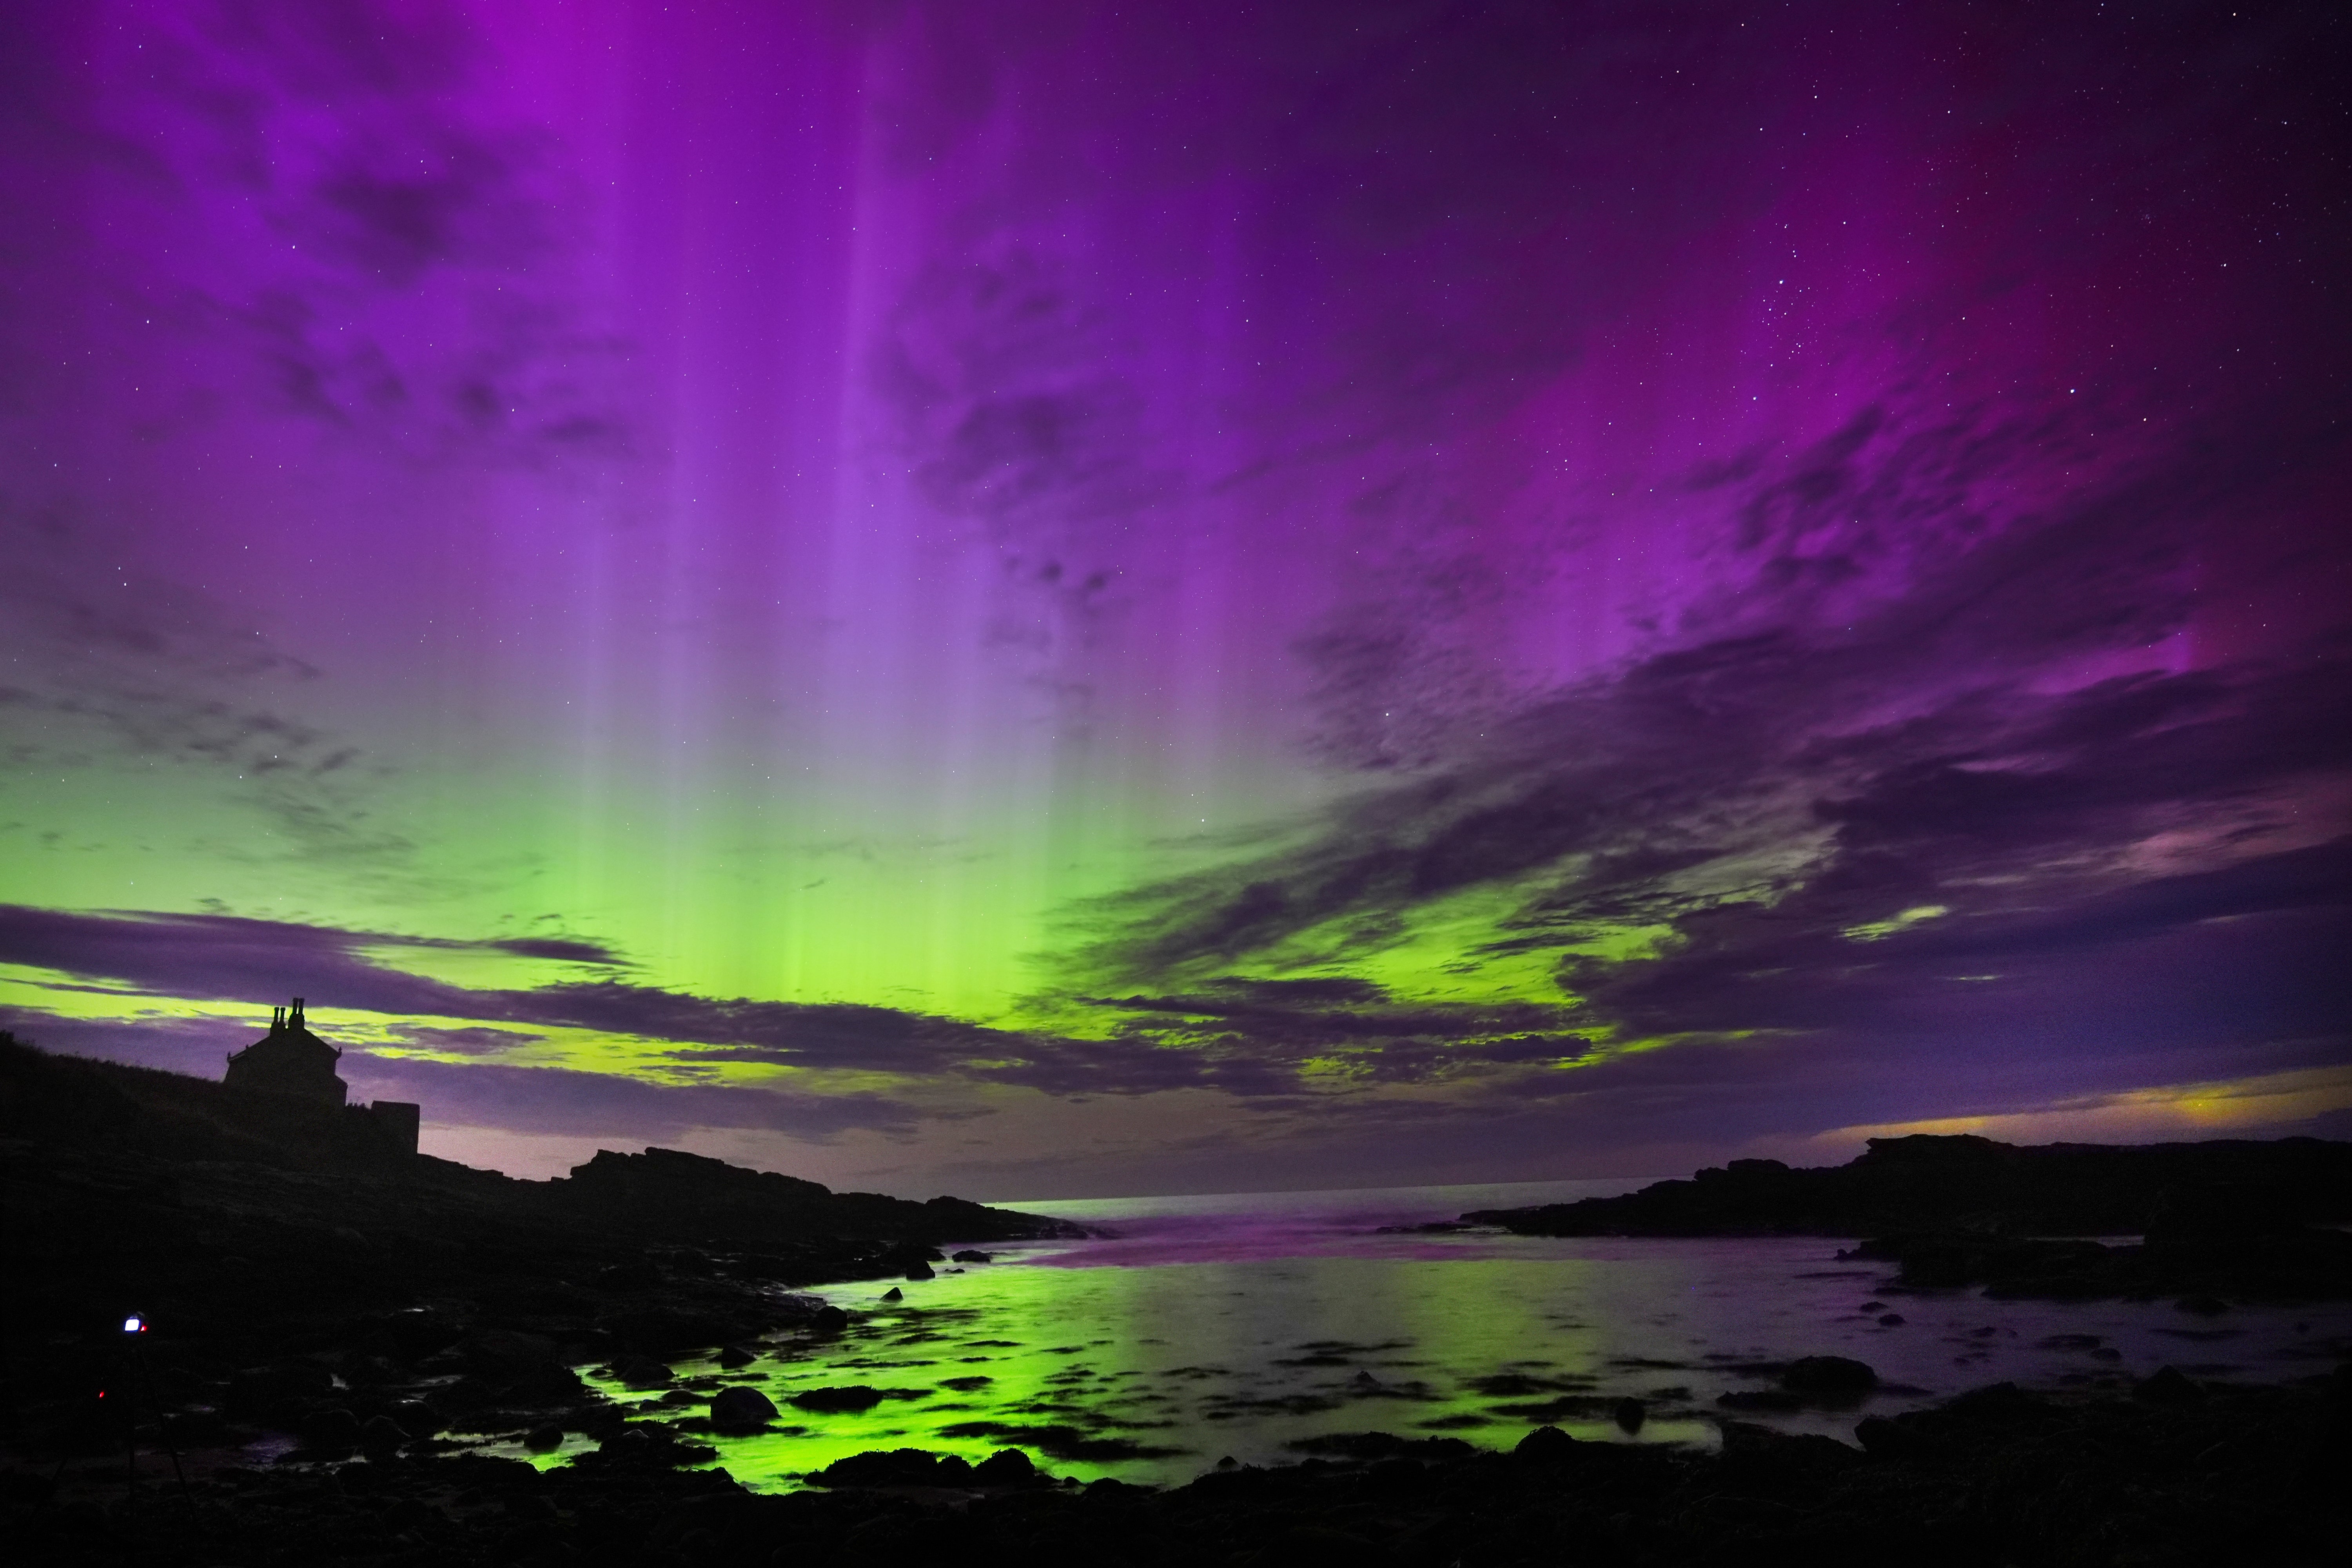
(3, 0), (2347, 1196)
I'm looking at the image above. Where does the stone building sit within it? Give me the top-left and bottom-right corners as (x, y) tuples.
(224, 996), (421, 1156)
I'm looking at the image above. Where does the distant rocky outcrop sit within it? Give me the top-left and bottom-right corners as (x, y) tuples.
(1466, 1135), (2352, 1237)
(548, 1145), (1082, 1249)
(1458, 1134), (2352, 1299)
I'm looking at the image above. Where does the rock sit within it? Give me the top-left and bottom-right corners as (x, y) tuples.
(297, 1406), (362, 1455)
(789, 1385), (887, 1413)
(523, 1424), (565, 1451)
(1716, 1419), (1865, 1479)
(613, 1355), (674, 1390)
(1514, 1425), (1578, 1461)
(570, 1425), (719, 1472)
(715, 1344), (757, 1368)
(1877, 1313), (1906, 1326)
(974, 1448), (1038, 1486)
(2133, 1366), (2206, 1406)
(1782, 1355), (1878, 1395)
(501, 1361), (587, 1406)
(880, 1287), (904, 1301)
(815, 1448), (954, 1488)
(1611, 1397), (1645, 1434)
(905, 1262), (935, 1280)
(951, 1249), (993, 1263)
(812, 1305), (851, 1334)
(2175, 1294), (2229, 1316)
(708, 1385), (780, 1433)
(388, 1399), (440, 1436)
(358, 1414), (408, 1457)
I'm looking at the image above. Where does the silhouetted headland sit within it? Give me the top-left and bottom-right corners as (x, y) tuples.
(1440, 1133), (2352, 1300)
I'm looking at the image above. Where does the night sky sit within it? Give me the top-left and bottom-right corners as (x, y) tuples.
(4, 0), (2348, 1198)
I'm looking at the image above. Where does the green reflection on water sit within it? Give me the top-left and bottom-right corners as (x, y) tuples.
(559, 1251), (1717, 1492)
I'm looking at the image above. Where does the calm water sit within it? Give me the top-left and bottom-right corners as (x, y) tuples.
(525, 1180), (2350, 1490)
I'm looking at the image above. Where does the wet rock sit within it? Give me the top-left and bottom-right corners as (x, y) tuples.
(905, 1261), (935, 1281)
(299, 1406), (362, 1455)
(387, 1399), (441, 1436)
(568, 1425), (719, 1472)
(715, 1344), (757, 1368)
(1782, 1355), (1878, 1395)
(973, 1448), (1039, 1486)
(1715, 1419), (1864, 1482)
(811, 1305), (851, 1334)
(880, 1287), (904, 1302)
(815, 1448), (958, 1488)
(708, 1385), (779, 1433)
(788, 1385), (887, 1413)
(359, 1414), (409, 1458)
(500, 1361), (588, 1406)
(610, 1354), (674, 1389)
(523, 1423), (565, 1451)
(951, 1250), (993, 1263)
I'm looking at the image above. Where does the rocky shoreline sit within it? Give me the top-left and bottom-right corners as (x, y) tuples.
(8, 1041), (2350, 1564)
(10, 1367), (2347, 1566)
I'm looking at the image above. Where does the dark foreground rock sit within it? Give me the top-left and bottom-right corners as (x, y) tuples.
(0, 1035), (1078, 1466)
(6, 1369), (2345, 1567)
(1457, 1133), (2352, 1300)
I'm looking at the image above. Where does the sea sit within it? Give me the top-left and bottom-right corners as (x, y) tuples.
(508, 1180), (2351, 1490)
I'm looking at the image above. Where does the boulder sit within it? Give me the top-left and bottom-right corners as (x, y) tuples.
(951, 1250), (994, 1264)
(880, 1287), (904, 1302)
(789, 1385), (887, 1413)
(299, 1407), (362, 1455)
(1782, 1355), (1878, 1395)
(523, 1423), (565, 1451)
(715, 1344), (757, 1368)
(358, 1414), (408, 1458)
(1514, 1425), (1577, 1461)
(811, 1305), (851, 1334)
(905, 1261), (936, 1281)
(815, 1448), (953, 1488)
(612, 1355), (675, 1390)
(387, 1399), (440, 1436)
(973, 1448), (1038, 1486)
(708, 1385), (780, 1433)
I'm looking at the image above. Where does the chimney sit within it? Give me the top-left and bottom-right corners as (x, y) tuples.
(271, 1005), (285, 1033)
(291, 996), (306, 1028)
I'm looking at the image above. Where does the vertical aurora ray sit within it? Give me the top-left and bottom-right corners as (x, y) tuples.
(3, 0), (2347, 1191)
